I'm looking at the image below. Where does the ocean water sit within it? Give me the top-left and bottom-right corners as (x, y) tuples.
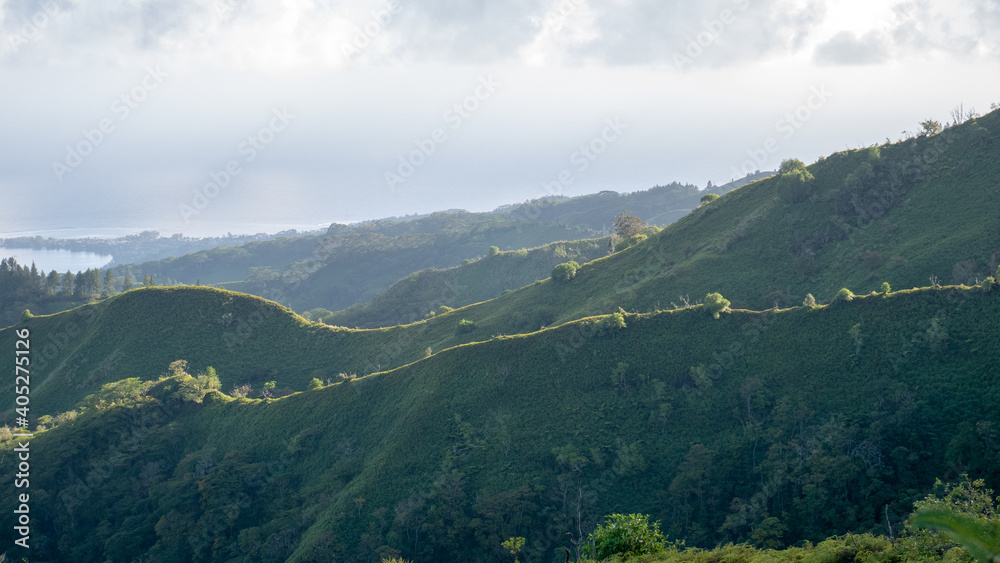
(0, 247), (114, 274)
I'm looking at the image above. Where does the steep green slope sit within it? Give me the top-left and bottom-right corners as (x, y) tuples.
(406, 109), (1000, 338)
(270, 218), (595, 312)
(325, 237), (611, 328)
(0, 287), (456, 418)
(3, 285), (1000, 562)
(110, 233), (325, 286)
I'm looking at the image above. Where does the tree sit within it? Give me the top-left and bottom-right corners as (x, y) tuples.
(776, 158), (815, 203)
(198, 366), (221, 391)
(143, 273), (156, 287)
(103, 270), (117, 297)
(803, 293), (817, 307)
(21, 309), (33, 322)
(613, 211), (645, 239)
(551, 261), (580, 283)
(488, 245), (500, 257)
(704, 292), (731, 319)
(920, 119), (942, 136)
(501, 537), (525, 563)
(700, 193), (720, 205)
(84, 268), (102, 297)
(44, 270), (60, 296)
(880, 282), (892, 294)
(308, 378), (324, 391)
(831, 288), (855, 304)
(582, 513), (666, 561)
(60, 269), (74, 296)
(982, 277), (995, 292)
(122, 267), (136, 291)
(74, 271), (87, 299)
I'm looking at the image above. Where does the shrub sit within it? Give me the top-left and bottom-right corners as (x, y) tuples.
(551, 261), (580, 282)
(582, 513), (666, 560)
(20, 309), (32, 322)
(704, 292), (731, 319)
(308, 378), (324, 391)
(831, 288), (855, 304)
(700, 193), (720, 205)
(599, 312), (627, 334)
(488, 245), (500, 257)
(903, 476), (999, 561)
(456, 319), (477, 334)
(982, 277), (995, 292)
(803, 293), (817, 307)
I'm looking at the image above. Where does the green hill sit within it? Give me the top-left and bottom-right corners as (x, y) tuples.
(386, 109), (1000, 338)
(2, 284), (1000, 562)
(324, 237), (611, 328)
(111, 175), (767, 317)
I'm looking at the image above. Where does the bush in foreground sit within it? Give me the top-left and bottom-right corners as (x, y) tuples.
(583, 513), (666, 561)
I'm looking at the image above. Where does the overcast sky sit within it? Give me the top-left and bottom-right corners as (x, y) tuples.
(0, 0), (998, 237)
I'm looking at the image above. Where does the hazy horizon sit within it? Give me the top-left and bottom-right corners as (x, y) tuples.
(2, 0), (998, 239)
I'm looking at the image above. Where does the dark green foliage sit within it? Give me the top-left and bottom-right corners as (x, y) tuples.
(583, 513), (666, 560)
(776, 158), (815, 203)
(700, 193), (720, 205)
(6, 284), (1000, 562)
(552, 261), (580, 282)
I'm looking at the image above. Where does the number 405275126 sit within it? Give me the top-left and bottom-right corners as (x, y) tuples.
(15, 328), (30, 422)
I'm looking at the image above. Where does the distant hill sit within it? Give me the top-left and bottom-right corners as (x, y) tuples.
(323, 237), (612, 328)
(498, 172), (772, 231)
(109, 174), (769, 316)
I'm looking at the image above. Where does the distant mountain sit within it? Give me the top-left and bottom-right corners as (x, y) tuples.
(323, 236), (611, 328)
(109, 174), (770, 315)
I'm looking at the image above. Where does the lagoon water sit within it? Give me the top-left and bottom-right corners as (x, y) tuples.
(0, 247), (114, 274)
